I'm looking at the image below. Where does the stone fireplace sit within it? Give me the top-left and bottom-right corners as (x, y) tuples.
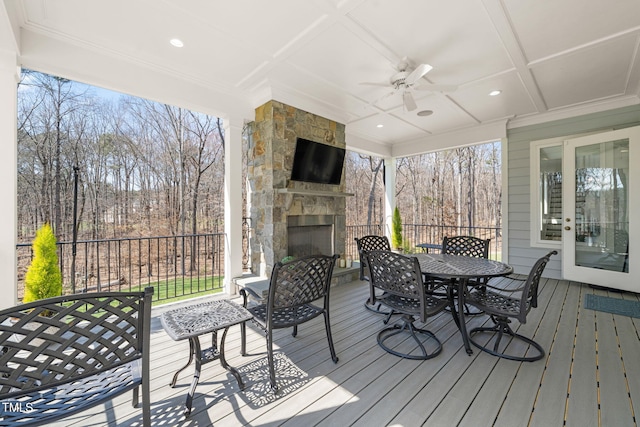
(248, 101), (347, 276)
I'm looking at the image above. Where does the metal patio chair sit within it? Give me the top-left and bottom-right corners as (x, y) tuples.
(427, 235), (491, 315)
(365, 250), (449, 360)
(442, 235), (491, 259)
(240, 254), (339, 392)
(465, 250), (557, 361)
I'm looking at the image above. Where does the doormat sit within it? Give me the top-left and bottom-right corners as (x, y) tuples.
(584, 293), (640, 318)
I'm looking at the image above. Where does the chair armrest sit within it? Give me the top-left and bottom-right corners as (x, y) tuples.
(239, 287), (263, 307)
(480, 275), (527, 293)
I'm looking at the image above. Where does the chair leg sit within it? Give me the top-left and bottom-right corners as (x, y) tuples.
(140, 374), (151, 427)
(364, 299), (394, 316)
(266, 328), (278, 393)
(377, 315), (442, 360)
(465, 305), (485, 315)
(365, 283), (395, 317)
(292, 325), (298, 337)
(240, 321), (247, 356)
(132, 385), (139, 407)
(468, 317), (545, 362)
(444, 284), (484, 316)
(323, 311), (339, 363)
(383, 310), (394, 324)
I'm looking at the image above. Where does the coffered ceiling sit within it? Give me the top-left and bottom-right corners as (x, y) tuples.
(2, 0), (640, 157)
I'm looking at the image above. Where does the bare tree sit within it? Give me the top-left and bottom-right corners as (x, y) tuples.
(17, 71), (91, 239)
(17, 70), (226, 244)
(349, 144), (503, 247)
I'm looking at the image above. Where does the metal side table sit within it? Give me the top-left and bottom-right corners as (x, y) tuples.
(160, 299), (253, 417)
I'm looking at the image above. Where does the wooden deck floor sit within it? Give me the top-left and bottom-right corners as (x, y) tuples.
(53, 276), (640, 427)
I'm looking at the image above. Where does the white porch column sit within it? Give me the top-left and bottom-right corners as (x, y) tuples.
(0, 51), (18, 308)
(223, 118), (244, 294)
(383, 156), (396, 241)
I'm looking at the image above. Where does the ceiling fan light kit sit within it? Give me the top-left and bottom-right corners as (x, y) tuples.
(361, 57), (456, 112)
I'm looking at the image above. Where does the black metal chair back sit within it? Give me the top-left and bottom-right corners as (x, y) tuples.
(517, 250), (555, 321)
(366, 250), (428, 322)
(442, 235), (490, 258)
(355, 235), (391, 281)
(268, 254), (336, 314)
(355, 235), (394, 316)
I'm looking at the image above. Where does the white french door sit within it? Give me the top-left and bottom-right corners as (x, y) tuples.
(562, 126), (640, 291)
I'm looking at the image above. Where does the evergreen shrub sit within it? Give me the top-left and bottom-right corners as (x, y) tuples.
(24, 223), (63, 304)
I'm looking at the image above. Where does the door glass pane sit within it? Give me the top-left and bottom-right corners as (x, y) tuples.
(539, 145), (562, 241)
(574, 139), (629, 272)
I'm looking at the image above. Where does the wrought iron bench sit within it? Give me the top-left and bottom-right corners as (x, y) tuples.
(0, 287), (153, 426)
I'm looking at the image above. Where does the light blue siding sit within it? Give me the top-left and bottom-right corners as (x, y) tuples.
(506, 104), (640, 278)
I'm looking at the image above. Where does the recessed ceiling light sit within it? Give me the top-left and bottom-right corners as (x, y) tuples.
(417, 110), (433, 117)
(170, 38), (184, 48)
(376, 124), (384, 128)
(489, 90), (502, 96)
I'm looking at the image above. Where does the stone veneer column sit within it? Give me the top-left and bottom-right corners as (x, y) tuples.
(248, 100), (346, 276)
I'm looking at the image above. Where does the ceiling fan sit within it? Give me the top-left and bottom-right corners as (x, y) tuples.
(360, 57), (457, 112)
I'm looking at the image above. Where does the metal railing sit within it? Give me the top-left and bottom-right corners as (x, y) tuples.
(404, 224), (503, 260)
(344, 224), (384, 262)
(17, 233), (225, 302)
(346, 224), (502, 261)
(17, 224), (501, 301)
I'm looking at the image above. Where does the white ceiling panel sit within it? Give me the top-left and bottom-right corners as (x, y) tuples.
(348, 112), (428, 145)
(284, 23), (395, 103)
(449, 71), (538, 121)
(6, 0), (640, 157)
(504, 0), (640, 62)
(392, 95), (484, 134)
(532, 35), (637, 109)
(348, 0), (514, 85)
(169, 0), (325, 57)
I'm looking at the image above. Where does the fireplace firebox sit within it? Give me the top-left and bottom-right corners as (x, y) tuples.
(287, 215), (335, 258)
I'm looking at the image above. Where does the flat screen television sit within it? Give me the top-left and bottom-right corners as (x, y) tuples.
(290, 138), (346, 185)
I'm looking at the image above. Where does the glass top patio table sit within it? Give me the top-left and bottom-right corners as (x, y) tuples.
(414, 253), (513, 355)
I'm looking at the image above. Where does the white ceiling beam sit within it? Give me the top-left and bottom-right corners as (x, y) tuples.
(346, 132), (392, 158)
(391, 120), (508, 158)
(481, 0), (548, 112)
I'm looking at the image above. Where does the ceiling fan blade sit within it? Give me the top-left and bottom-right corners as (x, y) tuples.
(403, 91), (417, 111)
(359, 81), (391, 87)
(405, 63), (433, 85)
(414, 83), (458, 92)
(366, 90), (397, 109)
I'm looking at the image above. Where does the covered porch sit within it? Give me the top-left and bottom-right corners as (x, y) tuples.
(50, 276), (639, 426)
(2, 0), (640, 303)
(1, 2), (640, 425)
